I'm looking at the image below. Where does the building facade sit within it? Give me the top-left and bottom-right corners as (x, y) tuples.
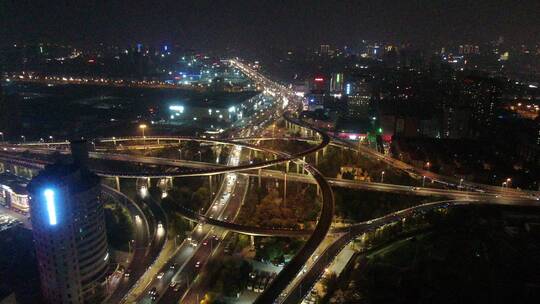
(0, 173), (30, 213)
(28, 141), (109, 304)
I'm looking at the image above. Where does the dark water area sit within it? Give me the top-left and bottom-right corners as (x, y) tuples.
(2, 82), (257, 141)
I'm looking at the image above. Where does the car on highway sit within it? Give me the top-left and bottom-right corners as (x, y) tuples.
(195, 261), (201, 268)
(157, 221), (163, 229)
(224, 244), (231, 254)
(254, 276), (264, 292)
(257, 276), (269, 293)
(124, 269), (131, 277)
(156, 272), (165, 279)
(170, 281), (177, 288)
(149, 287), (157, 295)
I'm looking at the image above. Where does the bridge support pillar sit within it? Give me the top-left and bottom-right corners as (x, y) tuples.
(250, 235), (255, 248)
(283, 173), (287, 207)
(209, 175), (213, 198)
(302, 156), (306, 174)
(317, 183), (320, 196)
(115, 176), (121, 191)
(286, 161), (290, 173)
(315, 151), (319, 166)
(147, 177), (151, 188)
(258, 169), (262, 188)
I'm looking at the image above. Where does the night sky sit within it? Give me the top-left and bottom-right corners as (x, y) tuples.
(1, 0), (539, 50)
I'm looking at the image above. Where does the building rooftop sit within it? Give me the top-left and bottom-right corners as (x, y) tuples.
(0, 173), (29, 195)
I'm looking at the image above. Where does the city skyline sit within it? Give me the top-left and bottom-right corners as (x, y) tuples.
(2, 0), (540, 51)
(1, 2), (540, 304)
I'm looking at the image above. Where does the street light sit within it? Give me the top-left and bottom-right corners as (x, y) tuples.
(139, 124), (147, 138)
(0, 132), (4, 142)
(127, 239), (135, 263)
(381, 171), (385, 183)
(422, 175), (426, 187)
(20, 135), (25, 143)
(459, 178), (464, 188)
(197, 150), (202, 162)
(506, 178), (511, 188)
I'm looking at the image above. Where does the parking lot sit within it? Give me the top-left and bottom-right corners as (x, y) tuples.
(246, 270), (276, 294)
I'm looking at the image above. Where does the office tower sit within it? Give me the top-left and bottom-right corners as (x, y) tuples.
(330, 73), (344, 93)
(28, 141), (109, 304)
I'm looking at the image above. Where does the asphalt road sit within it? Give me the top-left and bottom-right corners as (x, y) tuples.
(136, 146), (244, 304)
(102, 185), (155, 304)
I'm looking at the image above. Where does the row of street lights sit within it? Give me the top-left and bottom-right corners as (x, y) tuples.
(140, 123), (204, 161)
(0, 132), (49, 143)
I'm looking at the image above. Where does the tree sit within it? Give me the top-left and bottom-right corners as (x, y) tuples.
(321, 271), (339, 295)
(193, 186), (210, 206)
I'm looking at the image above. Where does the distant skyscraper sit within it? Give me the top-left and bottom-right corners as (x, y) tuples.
(28, 141), (109, 304)
(320, 44), (330, 56)
(330, 73), (344, 93)
(459, 44), (480, 55)
(367, 44), (381, 58)
(346, 78), (372, 118)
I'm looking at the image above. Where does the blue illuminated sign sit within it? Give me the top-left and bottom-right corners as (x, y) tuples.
(43, 189), (58, 226)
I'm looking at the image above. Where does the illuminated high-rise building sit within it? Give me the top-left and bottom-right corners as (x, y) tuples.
(320, 44), (330, 56)
(330, 73), (344, 93)
(28, 141), (109, 304)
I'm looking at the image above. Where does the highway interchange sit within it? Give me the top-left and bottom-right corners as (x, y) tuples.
(1, 59), (540, 303)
